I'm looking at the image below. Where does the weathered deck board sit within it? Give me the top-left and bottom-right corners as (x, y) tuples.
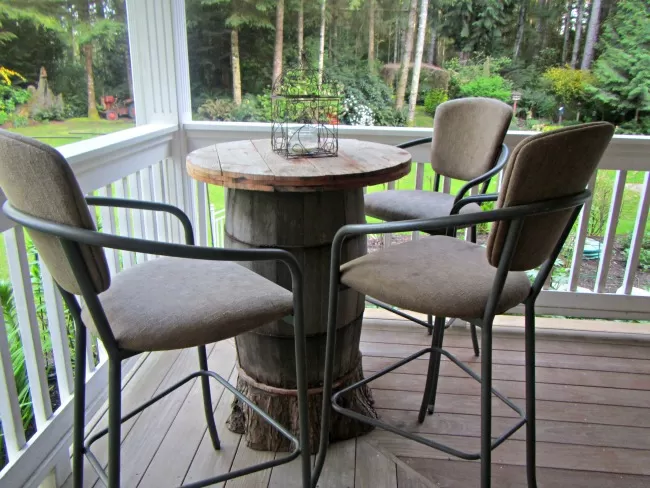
(355, 440), (397, 488)
(65, 316), (650, 488)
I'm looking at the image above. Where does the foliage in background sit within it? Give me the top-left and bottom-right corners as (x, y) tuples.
(543, 66), (593, 106)
(458, 75), (512, 102)
(590, 0), (650, 122)
(0, 236), (74, 468)
(589, 172), (614, 237)
(621, 234), (650, 272)
(0, 67), (30, 126)
(423, 88), (448, 116)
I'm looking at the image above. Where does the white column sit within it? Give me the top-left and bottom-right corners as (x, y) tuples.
(125, 0), (195, 220)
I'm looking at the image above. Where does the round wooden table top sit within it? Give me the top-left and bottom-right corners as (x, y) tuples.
(186, 138), (412, 191)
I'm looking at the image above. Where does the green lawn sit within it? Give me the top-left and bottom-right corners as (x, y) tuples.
(7, 117), (135, 148)
(413, 106), (434, 128)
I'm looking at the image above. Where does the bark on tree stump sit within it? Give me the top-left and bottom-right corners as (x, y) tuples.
(224, 188), (378, 452)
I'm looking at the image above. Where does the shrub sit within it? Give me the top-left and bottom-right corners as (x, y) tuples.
(589, 172), (614, 237)
(197, 98), (235, 121)
(542, 67), (593, 106)
(616, 119), (650, 135)
(341, 94), (374, 126)
(620, 234), (650, 271)
(458, 75), (512, 102)
(329, 63), (403, 126)
(424, 89), (448, 116)
(31, 105), (65, 122)
(0, 69), (31, 126)
(230, 96), (263, 122)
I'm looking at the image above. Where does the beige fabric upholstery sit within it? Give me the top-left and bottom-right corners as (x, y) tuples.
(0, 130), (110, 294)
(431, 97), (512, 181)
(487, 122), (615, 271)
(365, 190), (481, 222)
(81, 257), (293, 352)
(340, 236), (531, 319)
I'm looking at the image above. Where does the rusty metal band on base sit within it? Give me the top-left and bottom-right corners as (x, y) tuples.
(236, 355), (363, 397)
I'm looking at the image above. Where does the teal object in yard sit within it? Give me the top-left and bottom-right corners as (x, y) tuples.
(583, 237), (602, 260)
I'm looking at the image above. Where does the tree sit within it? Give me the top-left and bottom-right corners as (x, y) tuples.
(272, 0), (284, 87)
(368, 0), (375, 70)
(427, 5), (439, 65)
(202, 0), (273, 105)
(570, 0), (585, 68)
(513, 0), (528, 61)
(318, 0), (326, 85)
(407, 0), (429, 124)
(591, 0), (650, 122)
(395, 0), (417, 110)
(77, 0), (99, 119)
(561, 1), (572, 64)
(0, 0), (62, 46)
(581, 0), (602, 70)
(297, 0), (304, 66)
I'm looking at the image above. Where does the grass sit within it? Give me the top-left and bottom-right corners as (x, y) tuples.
(6, 117), (135, 148)
(413, 106), (434, 128)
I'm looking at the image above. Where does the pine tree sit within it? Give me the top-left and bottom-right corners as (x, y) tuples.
(592, 0), (650, 122)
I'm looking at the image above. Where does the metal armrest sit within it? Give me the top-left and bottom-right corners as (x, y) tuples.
(86, 196), (194, 245)
(450, 193), (499, 216)
(333, 190), (589, 243)
(396, 137), (432, 150)
(454, 144), (509, 204)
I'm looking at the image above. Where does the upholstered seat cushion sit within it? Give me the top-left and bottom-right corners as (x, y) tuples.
(81, 258), (293, 352)
(365, 190), (482, 223)
(340, 236), (531, 319)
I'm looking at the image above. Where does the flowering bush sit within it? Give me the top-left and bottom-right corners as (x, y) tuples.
(0, 67), (30, 126)
(341, 95), (374, 126)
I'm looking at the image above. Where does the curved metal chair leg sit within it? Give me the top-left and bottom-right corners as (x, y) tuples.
(198, 345), (221, 450)
(525, 300), (538, 487)
(427, 314), (433, 335)
(470, 322), (480, 357)
(420, 316), (445, 420)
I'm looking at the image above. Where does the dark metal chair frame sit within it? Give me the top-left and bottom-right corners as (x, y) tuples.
(366, 139), (510, 354)
(3, 197), (312, 488)
(313, 189), (590, 488)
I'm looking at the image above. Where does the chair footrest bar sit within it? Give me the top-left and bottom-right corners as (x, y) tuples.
(84, 369), (302, 487)
(332, 346), (526, 461)
(366, 297), (433, 329)
(365, 297), (462, 331)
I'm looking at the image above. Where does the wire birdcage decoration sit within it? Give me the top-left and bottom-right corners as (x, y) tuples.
(271, 68), (342, 158)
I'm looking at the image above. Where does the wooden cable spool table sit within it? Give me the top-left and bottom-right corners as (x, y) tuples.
(186, 138), (411, 452)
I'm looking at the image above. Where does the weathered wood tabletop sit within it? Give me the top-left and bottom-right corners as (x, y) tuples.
(185, 138), (412, 453)
(186, 138), (412, 191)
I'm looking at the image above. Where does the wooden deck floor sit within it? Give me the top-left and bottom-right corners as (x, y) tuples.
(66, 313), (650, 488)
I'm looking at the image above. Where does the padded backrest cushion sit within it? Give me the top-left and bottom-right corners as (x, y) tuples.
(430, 97), (512, 181)
(0, 130), (110, 295)
(486, 122), (615, 271)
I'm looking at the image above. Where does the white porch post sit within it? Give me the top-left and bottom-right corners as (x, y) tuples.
(125, 0), (195, 225)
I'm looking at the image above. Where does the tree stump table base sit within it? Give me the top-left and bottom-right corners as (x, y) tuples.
(227, 355), (376, 453)
(186, 139), (411, 454)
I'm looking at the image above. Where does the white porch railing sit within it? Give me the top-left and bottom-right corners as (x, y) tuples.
(0, 122), (649, 488)
(0, 125), (193, 488)
(186, 122), (650, 321)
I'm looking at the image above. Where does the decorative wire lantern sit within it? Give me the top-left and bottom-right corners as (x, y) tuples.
(271, 68), (342, 158)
